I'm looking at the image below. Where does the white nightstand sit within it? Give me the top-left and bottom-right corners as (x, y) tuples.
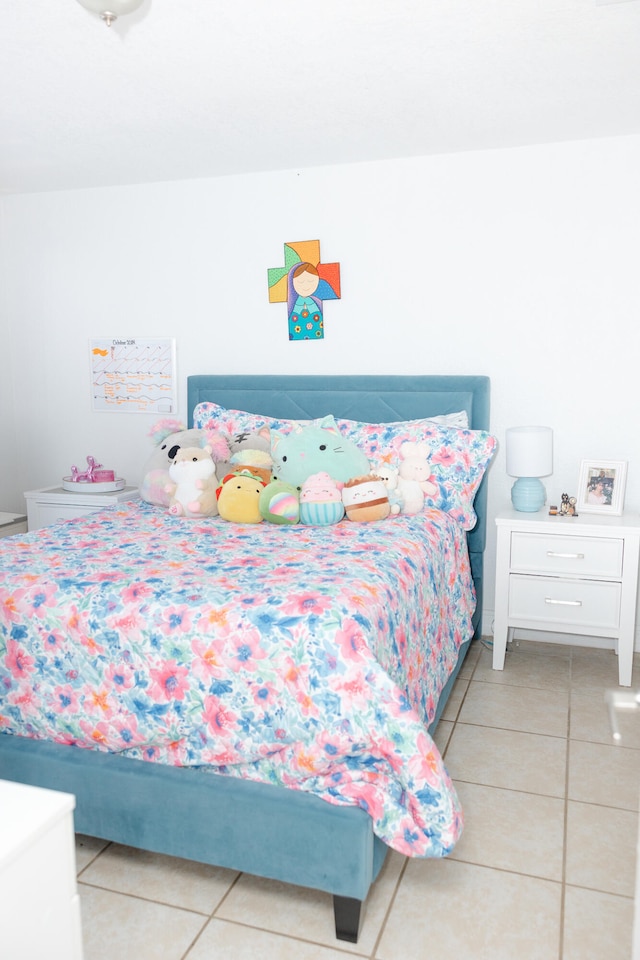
(0, 779), (83, 959)
(0, 512), (28, 538)
(493, 508), (640, 686)
(24, 484), (139, 531)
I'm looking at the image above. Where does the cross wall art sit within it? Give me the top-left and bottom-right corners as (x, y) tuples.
(268, 240), (341, 341)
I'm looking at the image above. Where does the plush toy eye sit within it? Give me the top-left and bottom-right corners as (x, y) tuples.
(192, 457), (198, 462)
(282, 455), (287, 462)
(319, 445), (326, 451)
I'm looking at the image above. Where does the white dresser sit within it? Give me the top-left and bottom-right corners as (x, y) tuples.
(493, 508), (640, 686)
(0, 779), (83, 960)
(24, 484), (139, 531)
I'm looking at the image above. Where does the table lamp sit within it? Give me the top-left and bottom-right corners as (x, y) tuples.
(505, 426), (553, 512)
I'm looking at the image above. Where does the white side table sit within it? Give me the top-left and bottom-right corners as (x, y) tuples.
(0, 779), (83, 960)
(24, 484), (139, 531)
(0, 512), (28, 538)
(493, 508), (640, 686)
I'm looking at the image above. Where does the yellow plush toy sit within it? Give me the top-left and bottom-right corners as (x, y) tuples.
(216, 471), (266, 523)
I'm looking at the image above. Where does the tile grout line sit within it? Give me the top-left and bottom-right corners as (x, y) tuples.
(76, 839), (113, 880)
(558, 649), (574, 960)
(370, 856), (409, 960)
(180, 871), (246, 960)
(77, 878), (211, 917)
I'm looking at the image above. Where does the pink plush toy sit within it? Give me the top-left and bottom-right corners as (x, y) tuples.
(299, 471), (345, 525)
(397, 442), (438, 515)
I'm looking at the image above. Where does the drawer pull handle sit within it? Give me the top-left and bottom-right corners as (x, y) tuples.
(546, 551), (585, 560)
(545, 597), (582, 607)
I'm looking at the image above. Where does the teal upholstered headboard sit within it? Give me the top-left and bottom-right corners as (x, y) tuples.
(187, 374), (491, 637)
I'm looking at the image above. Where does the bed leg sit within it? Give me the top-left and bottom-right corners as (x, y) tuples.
(333, 895), (362, 943)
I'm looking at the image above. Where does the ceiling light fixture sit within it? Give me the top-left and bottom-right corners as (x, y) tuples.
(76, 0), (144, 27)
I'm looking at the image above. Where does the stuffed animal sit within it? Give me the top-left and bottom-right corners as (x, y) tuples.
(141, 419), (230, 508)
(397, 441), (438, 515)
(216, 470), (266, 523)
(271, 416), (370, 489)
(374, 463), (403, 516)
(259, 480), (300, 525)
(299, 472), (345, 525)
(229, 448), (273, 485)
(166, 446), (219, 518)
(342, 474), (391, 522)
(217, 427), (273, 485)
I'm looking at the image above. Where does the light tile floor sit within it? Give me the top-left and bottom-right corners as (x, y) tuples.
(75, 639), (640, 959)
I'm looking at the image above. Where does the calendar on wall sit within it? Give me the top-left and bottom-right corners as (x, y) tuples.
(89, 337), (177, 414)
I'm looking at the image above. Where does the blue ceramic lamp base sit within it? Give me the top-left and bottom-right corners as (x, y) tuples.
(511, 477), (546, 513)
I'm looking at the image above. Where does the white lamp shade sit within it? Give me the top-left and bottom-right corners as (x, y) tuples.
(505, 426), (553, 478)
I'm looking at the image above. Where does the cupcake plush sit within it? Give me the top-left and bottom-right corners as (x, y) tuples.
(299, 472), (345, 525)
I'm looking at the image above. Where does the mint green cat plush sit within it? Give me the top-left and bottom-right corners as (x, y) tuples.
(271, 416), (370, 488)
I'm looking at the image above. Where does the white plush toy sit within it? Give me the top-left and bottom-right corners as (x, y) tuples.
(141, 419), (230, 509)
(397, 442), (438, 515)
(374, 463), (403, 516)
(166, 446), (219, 518)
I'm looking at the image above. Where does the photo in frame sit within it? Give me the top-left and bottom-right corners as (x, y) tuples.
(577, 459), (628, 516)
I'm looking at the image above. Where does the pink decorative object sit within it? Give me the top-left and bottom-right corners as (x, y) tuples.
(69, 456), (103, 483)
(93, 469), (116, 482)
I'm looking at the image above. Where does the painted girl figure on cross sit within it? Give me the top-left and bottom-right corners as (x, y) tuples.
(268, 240), (341, 341)
(288, 262), (323, 340)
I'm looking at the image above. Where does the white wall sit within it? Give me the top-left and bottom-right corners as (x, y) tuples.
(2, 133), (640, 640)
(0, 206), (18, 504)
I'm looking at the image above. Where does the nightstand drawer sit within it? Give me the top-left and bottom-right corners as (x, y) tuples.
(35, 503), (96, 527)
(511, 532), (623, 578)
(24, 486), (139, 530)
(509, 574), (621, 630)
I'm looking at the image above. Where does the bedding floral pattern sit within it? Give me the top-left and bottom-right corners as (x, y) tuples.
(193, 401), (496, 531)
(0, 500), (473, 857)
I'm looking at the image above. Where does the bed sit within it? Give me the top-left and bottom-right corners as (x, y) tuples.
(0, 374), (492, 943)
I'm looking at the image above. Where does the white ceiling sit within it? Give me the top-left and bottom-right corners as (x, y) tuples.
(2, 0), (640, 195)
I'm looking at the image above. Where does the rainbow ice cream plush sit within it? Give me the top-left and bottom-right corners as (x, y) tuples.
(259, 480), (300, 525)
(299, 472), (345, 525)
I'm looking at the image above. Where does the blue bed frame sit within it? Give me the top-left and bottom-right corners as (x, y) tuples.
(0, 374), (491, 943)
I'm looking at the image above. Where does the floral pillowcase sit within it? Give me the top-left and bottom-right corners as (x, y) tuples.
(194, 402), (305, 438)
(336, 417), (496, 530)
(193, 402), (468, 437)
(193, 402), (496, 531)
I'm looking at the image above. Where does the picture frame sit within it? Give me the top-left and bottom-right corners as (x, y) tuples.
(577, 459), (628, 516)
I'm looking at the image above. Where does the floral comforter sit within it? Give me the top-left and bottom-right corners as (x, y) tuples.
(0, 501), (474, 857)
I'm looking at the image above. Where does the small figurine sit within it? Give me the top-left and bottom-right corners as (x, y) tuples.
(70, 455), (102, 482)
(548, 504), (558, 516)
(559, 493), (578, 517)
